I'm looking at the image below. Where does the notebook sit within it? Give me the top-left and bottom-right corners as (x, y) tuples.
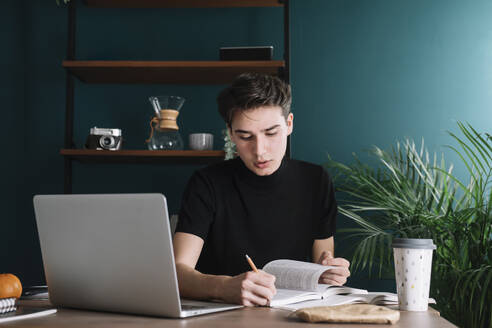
(33, 193), (242, 318)
(0, 296), (57, 323)
(0, 298), (16, 314)
(0, 306), (57, 324)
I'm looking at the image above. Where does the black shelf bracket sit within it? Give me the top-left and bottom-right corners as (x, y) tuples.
(283, 0), (291, 157)
(64, 0), (77, 194)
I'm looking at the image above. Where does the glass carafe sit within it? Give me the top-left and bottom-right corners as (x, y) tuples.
(146, 96), (185, 150)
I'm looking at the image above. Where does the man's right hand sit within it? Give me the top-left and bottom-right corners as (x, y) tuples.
(221, 270), (276, 306)
(173, 233), (276, 306)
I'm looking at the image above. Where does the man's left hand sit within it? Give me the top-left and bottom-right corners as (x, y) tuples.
(317, 251), (350, 286)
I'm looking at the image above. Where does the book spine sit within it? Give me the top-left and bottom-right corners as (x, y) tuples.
(0, 298), (17, 314)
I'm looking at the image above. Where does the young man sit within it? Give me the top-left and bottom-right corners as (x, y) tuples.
(173, 73), (350, 306)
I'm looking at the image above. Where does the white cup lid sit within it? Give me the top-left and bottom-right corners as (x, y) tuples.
(392, 238), (436, 250)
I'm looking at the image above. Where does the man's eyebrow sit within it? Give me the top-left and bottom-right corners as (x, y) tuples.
(264, 124), (280, 132)
(234, 125), (280, 134)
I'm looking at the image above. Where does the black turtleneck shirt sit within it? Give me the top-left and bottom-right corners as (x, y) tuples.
(176, 157), (337, 276)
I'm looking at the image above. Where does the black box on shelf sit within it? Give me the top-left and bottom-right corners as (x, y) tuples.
(219, 46), (273, 61)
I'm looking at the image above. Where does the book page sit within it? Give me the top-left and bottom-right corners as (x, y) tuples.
(363, 293), (398, 305)
(263, 259), (336, 291)
(0, 307), (57, 324)
(272, 292), (436, 310)
(348, 293), (435, 305)
(269, 289), (322, 307)
(272, 295), (367, 311)
(316, 285), (368, 297)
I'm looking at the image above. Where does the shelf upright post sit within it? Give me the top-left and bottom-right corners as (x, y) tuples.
(280, 0), (291, 157)
(282, 0), (290, 84)
(64, 0), (76, 194)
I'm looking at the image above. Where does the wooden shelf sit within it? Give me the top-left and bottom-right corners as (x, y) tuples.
(61, 149), (226, 164)
(85, 0), (283, 8)
(63, 60), (285, 84)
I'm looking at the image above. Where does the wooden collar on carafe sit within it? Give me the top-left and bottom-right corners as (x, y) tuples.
(159, 109), (179, 131)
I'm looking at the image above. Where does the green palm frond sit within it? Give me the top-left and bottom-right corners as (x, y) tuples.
(326, 122), (491, 328)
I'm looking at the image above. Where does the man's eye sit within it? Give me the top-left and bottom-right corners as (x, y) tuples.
(266, 132), (278, 137)
(239, 136), (252, 140)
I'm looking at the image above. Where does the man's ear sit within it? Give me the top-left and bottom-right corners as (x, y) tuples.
(286, 113), (294, 136)
(227, 125), (236, 143)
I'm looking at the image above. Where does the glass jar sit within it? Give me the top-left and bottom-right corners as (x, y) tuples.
(146, 96), (185, 150)
(148, 129), (183, 150)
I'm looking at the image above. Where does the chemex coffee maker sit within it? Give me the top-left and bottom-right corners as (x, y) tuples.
(145, 96), (185, 150)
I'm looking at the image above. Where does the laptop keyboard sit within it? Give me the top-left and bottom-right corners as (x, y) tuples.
(181, 304), (208, 311)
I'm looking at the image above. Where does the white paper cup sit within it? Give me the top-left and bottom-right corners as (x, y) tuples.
(189, 133), (214, 150)
(392, 238), (436, 311)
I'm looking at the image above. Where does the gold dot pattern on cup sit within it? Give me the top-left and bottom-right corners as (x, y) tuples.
(394, 248), (435, 310)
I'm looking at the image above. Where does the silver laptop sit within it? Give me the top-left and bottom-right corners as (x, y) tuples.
(33, 193), (242, 318)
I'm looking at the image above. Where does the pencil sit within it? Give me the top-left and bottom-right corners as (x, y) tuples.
(245, 254), (259, 273)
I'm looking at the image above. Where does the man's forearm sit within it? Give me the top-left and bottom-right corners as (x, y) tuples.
(175, 262), (231, 301)
(312, 237), (335, 262)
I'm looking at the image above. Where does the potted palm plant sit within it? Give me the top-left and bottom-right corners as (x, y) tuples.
(325, 122), (491, 328)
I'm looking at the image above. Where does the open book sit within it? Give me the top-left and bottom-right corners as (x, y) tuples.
(262, 259), (367, 307)
(274, 292), (437, 311)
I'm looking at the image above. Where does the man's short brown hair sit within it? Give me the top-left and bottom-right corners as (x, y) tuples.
(217, 73), (292, 127)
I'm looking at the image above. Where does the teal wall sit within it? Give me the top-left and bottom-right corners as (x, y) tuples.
(2, 0), (491, 288)
(291, 0), (492, 167)
(1, 1), (26, 279)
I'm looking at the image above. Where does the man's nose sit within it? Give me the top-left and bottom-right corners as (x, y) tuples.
(254, 136), (267, 157)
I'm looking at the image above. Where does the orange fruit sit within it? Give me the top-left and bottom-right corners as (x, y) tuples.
(0, 273), (22, 299)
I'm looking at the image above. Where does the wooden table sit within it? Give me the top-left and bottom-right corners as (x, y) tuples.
(3, 303), (457, 328)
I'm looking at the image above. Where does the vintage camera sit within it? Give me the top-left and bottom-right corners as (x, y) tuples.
(85, 127), (122, 151)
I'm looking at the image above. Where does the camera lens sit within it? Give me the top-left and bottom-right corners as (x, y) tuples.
(99, 136), (115, 149)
